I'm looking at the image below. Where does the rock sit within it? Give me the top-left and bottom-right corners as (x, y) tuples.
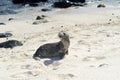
(36, 16), (43, 20)
(41, 15), (47, 17)
(12, 0), (48, 4)
(0, 33), (12, 38)
(53, 2), (72, 8)
(0, 40), (23, 48)
(97, 4), (106, 8)
(29, 3), (39, 7)
(8, 18), (14, 21)
(41, 8), (51, 12)
(68, 0), (85, 3)
(98, 63), (108, 68)
(53, 0), (86, 8)
(0, 23), (5, 25)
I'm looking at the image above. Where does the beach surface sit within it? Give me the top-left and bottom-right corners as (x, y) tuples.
(0, 6), (120, 80)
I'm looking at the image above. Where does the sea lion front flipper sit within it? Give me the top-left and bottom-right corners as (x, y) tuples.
(65, 50), (68, 55)
(59, 52), (65, 59)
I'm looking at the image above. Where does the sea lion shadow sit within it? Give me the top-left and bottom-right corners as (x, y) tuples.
(44, 57), (62, 66)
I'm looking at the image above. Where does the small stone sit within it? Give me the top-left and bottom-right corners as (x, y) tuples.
(36, 16), (43, 20)
(8, 18), (14, 21)
(61, 26), (63, 28)
(112, 13), (114, 15)
(41, 8), (51, 12)
(33, 21), (39, 25)
(68, 74), (75, 78)
(97, 4), (106, 8)
(41, 15), (46, 17)
(0, 23), (5, 25)
(109, 19), (112, 21)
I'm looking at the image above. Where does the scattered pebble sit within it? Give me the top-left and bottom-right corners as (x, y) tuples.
(98, 63), (108, 68)
(8, 18), (14, 21)
(36, 16), (43, 20)
(41, 8), (51, 12)
(97, 4), (106, 8)
(0, 23), (6, 25)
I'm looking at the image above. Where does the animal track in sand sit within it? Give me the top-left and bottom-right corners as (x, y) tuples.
(11, 70), (40, 79)
(21, 64), (43, 70)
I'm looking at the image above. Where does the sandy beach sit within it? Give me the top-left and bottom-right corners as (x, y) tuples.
(0, 5), (120, 80)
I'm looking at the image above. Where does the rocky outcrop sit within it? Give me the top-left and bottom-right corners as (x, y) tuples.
(68, 0), (85, 3)
(53, 2), (72, 8)
(41, 8), (52, 12)
(53, 0), (86, 8)
(12, 0), (48, 4)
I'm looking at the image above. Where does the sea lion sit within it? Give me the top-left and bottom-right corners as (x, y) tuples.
(33, 31), (70, 60)
(0, 33), (12, 38)
(0, 40), (23, 48)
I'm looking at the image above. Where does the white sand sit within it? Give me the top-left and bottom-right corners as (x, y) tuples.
(0, 6), (120, 80)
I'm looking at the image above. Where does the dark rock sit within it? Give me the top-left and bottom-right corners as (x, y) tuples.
(33, 20), (48, 25)
(29, 3), (39, 7)
(109, 19), (112, 21)
(41, 15), (47, 17)
(53, 2), (72, 8)
(68, 0), (85, 3)
(97, 4), (106, 8)
(0, 23), (5, 25)
(53, 0), (86, 8)
(41, 8), (51, 12)
(98, 63), (108, 67)
(36, 16), (43, 20)
(0, 33), (12, 38)
(8, 18), (14, 21)
(33, 21), (39, 25)
(0, 40), (23, 48)
(12, 0), (48, 4)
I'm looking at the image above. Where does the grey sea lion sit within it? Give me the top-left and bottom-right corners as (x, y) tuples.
(0, 40), (23, 48)
(33, 31), (70, 60)
(0, 33), (12, 38)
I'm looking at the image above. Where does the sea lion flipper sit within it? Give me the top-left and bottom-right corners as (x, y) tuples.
(59, 52), (65, 59)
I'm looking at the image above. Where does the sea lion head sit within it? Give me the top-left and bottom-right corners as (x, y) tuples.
(58, 31), (69, 40)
